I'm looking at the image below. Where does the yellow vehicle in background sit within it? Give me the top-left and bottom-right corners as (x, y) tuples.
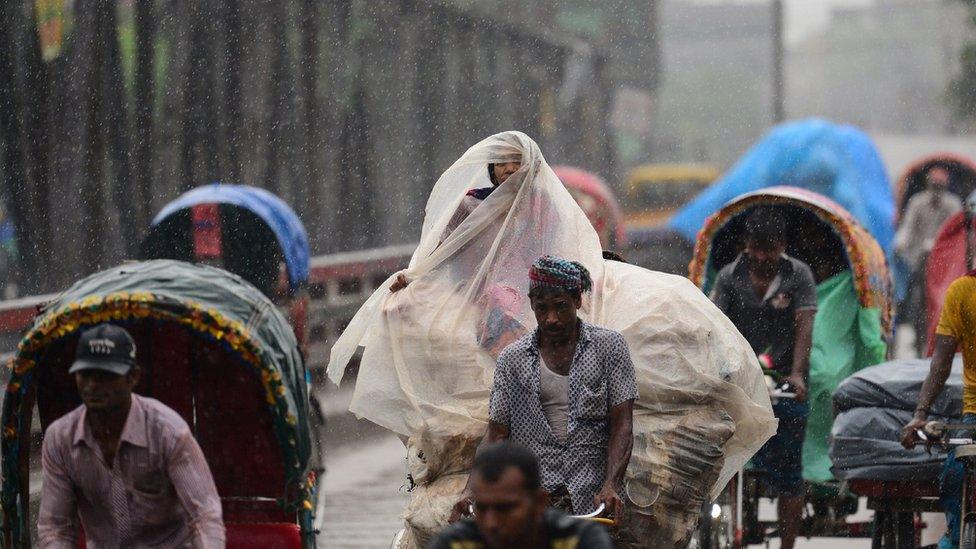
(623, 163), (721, 229)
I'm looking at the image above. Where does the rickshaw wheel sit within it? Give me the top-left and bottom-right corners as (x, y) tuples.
(741, 473), (763, 545)
(963, 519), (976, 549)
(871, 509), (916, 549)
(695, 495), (736, 549)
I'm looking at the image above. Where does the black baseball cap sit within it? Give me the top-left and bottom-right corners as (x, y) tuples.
(69, 324), (137, 376)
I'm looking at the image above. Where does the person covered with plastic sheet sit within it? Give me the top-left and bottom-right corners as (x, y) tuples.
(328, 130), (609, 437)
(389, 156), (526, 357)
(708, 207), (816, 549)
(901, 271), (976, 549)
(429, 441), (613, 549)
(392, 159), (523, 296)
(449, 256), (638, 525)
(388, 155), (527, 358)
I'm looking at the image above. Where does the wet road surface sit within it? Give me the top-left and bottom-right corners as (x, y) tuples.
(316, 428), (411, 548)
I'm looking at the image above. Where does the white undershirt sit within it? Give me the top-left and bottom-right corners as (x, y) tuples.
(539, 357), (569, 444)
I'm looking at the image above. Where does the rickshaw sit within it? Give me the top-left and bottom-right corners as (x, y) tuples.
(895, 153), (976, 218)
(141, 183), (311, 350)
(689, 186), (892, 547)
(622, 162), (720, 230)
(623, 226), (695, 276)
(552, 166), (627, 249)
(924, 209), (976, 356)
(830, 355), (967, 549)
(893, 154), (976, 354)
(0, 260), (317, 548)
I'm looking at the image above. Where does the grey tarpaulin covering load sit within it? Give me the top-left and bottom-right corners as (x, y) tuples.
(829, 356), (963, 482)
(327, 132), (776, 548)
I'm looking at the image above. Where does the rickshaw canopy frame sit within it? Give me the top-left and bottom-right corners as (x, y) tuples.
(689, 186), (893, 338)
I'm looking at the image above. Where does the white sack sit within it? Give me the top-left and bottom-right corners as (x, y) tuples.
(327, 132), (775, 546)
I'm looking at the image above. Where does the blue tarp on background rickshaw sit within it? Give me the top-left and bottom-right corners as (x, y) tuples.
(668, 119), (895, 256)
(150, 183), (311, 292)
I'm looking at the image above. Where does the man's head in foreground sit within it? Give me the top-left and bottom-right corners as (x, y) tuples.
(744, 207), (788, 279)
(70, 323), (141, 412)
(469, 441), (548, 548)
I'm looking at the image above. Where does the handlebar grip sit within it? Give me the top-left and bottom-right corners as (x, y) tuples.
(573, 503), (606, 519)
(924, 420), (948, 438)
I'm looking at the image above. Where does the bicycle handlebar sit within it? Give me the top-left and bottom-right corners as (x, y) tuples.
(466, 502), (615, 525)
(574, 503), (606, 519)
(916, 426), (976, 448)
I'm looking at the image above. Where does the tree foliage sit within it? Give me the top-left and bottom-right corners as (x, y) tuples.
(949, 0), (976, 124)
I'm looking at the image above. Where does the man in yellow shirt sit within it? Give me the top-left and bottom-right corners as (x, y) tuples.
(902, 273), (976, 549)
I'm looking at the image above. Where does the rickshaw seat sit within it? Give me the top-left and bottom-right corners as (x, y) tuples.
(226, 522), (302, 548)
(847, 478), (940, 500)
(222, 497), (293, 523)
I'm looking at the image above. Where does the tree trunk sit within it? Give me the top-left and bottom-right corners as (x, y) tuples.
(181, 1), (219, 191)
(198, 1), (221, 184)
(134, 0), (156, 229)
(223, 0), (244, 184)
(262, 0), (288, 194)
(24, 0), (53, 288)
(75, 0), (107, 274)
(300, 0), (322, 237)
(0, 0), (36, 293)
(100, 0), (136, 258)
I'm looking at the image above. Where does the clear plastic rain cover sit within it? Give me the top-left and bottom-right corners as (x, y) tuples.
(327, 131), (776, 548)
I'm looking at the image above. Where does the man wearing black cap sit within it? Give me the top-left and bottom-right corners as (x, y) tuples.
(37, 323), (225, 548)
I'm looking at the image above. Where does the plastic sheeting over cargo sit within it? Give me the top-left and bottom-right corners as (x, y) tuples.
(829, 357), (963, 482)
(327, 132), (776, 548)
(668, 119), (895, 255)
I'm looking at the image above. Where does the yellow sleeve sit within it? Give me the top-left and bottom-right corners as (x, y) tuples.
(936, 278), (968, 338)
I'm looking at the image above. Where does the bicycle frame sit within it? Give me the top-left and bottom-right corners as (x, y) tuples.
(919, 422), (976, 548)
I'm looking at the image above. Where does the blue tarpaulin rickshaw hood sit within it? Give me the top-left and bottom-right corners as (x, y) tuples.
(668, 118), (895, 254)
(152, 183), (310, 290)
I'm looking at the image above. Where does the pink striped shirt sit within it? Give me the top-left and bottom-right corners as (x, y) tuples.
(38, 394), (225, 548)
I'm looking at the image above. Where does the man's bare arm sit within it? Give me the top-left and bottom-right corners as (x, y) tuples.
(475, 420), (511, 457)
(594, 400), (634, 519)
(448, 420), (510, 522)
(787, 309), (815, 402)
(902, 335), (958, 449)
(604, 401), (634, 488)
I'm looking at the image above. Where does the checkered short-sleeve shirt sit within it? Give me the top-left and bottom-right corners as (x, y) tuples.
(488, 321), (639, 513)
